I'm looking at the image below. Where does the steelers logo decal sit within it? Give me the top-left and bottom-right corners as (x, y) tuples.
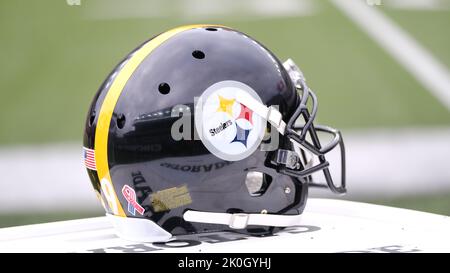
(195, 81), (265, 161)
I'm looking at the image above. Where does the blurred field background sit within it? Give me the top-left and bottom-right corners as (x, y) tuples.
(0, 0), (449, 227)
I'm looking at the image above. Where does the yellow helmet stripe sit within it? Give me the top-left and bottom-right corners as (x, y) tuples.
(95, 24), (219, 217)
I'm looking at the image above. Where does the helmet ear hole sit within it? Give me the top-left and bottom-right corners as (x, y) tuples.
(245, 171), (272, 197)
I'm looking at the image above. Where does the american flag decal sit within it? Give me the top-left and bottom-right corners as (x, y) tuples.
(83, 147), (97, 171)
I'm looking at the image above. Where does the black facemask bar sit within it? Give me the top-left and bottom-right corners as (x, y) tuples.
(276, 59), (346, 194)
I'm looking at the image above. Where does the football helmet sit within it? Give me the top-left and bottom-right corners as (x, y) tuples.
(84, 25), (346, 242)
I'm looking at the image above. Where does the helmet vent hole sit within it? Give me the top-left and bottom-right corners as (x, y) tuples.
(192, 50), (205, 59)
(205, 27), (217, 31)
(158, 82), (170, 95)
(245, 172), (272, 197)
(116, 114), (126, 129)
(88, 111), (96, 127)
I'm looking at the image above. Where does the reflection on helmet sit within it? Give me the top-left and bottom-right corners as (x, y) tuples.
(83, 25), (346, 242)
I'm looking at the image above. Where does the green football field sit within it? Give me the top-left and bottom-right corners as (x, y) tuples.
(0, 0), (449, 226)
(0, 0), (449, 145)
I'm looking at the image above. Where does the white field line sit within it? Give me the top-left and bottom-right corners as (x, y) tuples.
(311, 127), (450, 199)
(84, 0), (317, 20)
(383, 0), (450, 11)
(330, 0), (450, 111)
(0, 143), (103, 213)
(0, 128), (450, 212)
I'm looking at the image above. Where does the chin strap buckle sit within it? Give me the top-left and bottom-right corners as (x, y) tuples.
(228, 213), (250, 229)
(276, 149), (300, 169)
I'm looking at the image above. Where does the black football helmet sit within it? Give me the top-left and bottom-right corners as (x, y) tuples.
(84, 25), (346, 242)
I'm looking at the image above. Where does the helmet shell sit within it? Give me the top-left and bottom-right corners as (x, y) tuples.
(84, 25), (307, 236)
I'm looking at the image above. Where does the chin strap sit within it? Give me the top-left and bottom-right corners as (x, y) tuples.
(234, 91), (286, 135)
(183, 210), (302, 229)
